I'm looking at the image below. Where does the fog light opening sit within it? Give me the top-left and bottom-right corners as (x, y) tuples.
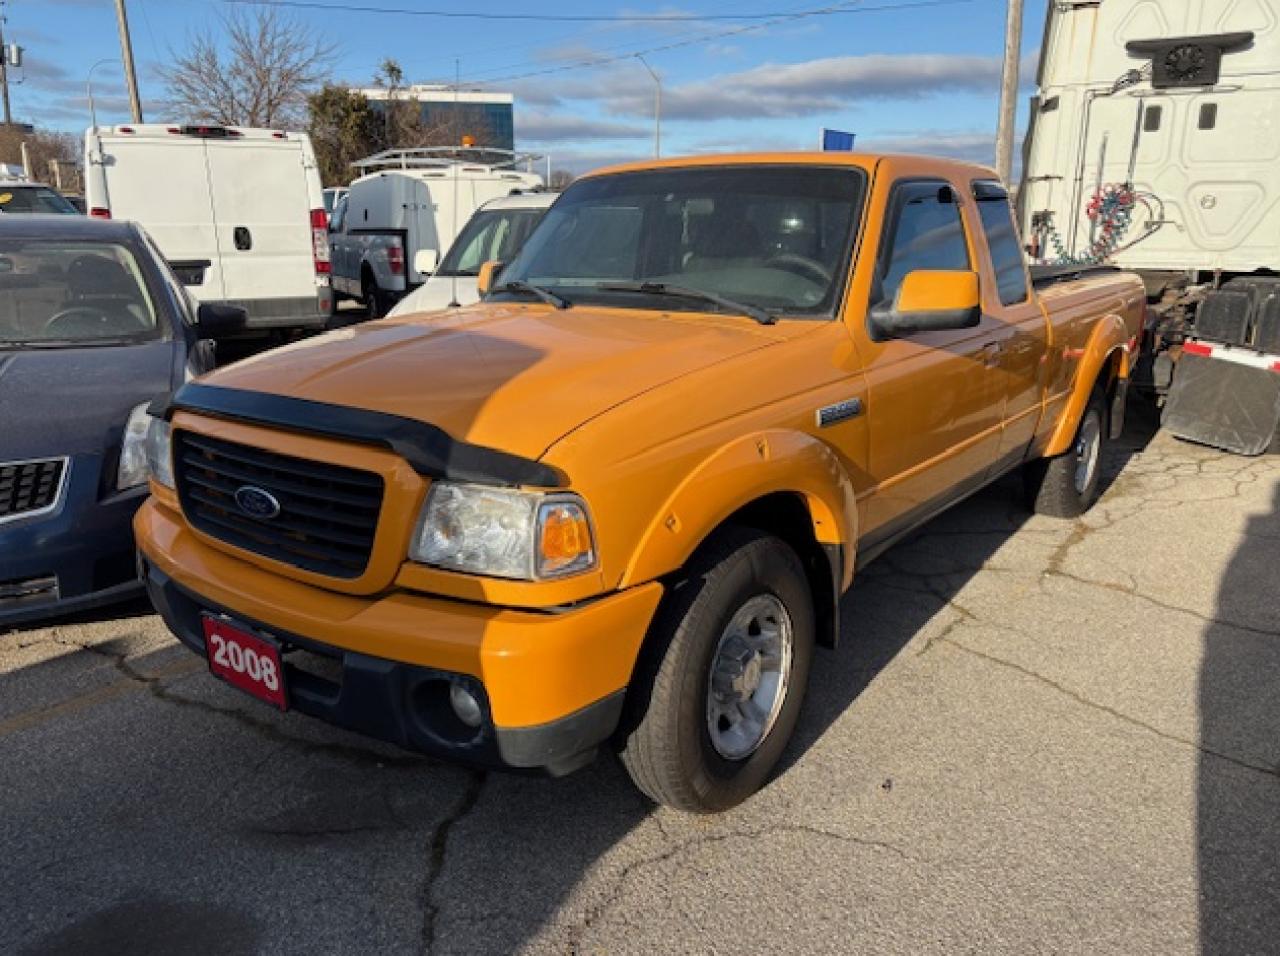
(450, 683), (484, 729)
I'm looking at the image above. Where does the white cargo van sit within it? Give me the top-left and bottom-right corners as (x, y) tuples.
(329, 148), (543, 317)
(84, 124), (331, 332)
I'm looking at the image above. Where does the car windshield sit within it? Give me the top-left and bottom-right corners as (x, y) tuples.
(0, 240), (161, 348)
(438, 206), (548, 277)
(0, 186), (79, 215)
(494, 166), (865, 317)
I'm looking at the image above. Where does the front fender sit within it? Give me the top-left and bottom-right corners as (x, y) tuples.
(621, 429), (859, 590)
(1043, 314), (1132, 458)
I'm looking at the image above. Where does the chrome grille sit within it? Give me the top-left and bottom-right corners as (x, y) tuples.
(174, 432), (384, 579)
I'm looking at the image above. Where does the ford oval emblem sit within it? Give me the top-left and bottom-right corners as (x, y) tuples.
(234, 485), (281, 520)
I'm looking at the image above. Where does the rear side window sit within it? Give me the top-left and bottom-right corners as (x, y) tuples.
(875, 181), (970, 309)
(973, 182), (1029, 306)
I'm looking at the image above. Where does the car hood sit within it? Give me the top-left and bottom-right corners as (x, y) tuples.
(388, 276), (480, 318)
(204, 304), (801, 460)
(0, 340), (179, 461)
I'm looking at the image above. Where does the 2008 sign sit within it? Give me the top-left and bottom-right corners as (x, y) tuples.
(208, 633), (280, 691)
(202, 616), (288, 709)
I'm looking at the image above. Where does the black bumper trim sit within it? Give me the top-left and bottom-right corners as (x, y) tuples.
(151, 383), (566, 489)
(142, 559), (620, 774)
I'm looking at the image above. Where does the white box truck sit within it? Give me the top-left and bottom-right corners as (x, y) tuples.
(1019, 0), (1280, 454)
(84, 124), (332, 333)
(328, 148), (543, 318)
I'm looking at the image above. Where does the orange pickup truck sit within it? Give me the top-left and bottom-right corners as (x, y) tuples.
(136, 154), (1144, 812)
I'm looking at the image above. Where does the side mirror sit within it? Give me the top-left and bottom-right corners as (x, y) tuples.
(476, 259), (506, 296)
(194, 302), (247, 340)
(870, 270), (982, 338)
(413, 248), (440, 276)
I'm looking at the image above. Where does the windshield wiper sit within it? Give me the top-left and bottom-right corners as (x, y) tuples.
(494, 280), (572, 310)
(595, 281), (775, 326)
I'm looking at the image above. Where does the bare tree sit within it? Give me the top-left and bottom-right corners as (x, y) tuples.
(160, 7), (334, 129)
(0, 127), (80, 191)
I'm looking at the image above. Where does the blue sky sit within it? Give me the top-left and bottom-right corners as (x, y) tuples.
(11, 0), (1045, 173)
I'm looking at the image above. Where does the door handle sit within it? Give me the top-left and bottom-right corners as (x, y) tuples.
(981, 340), (1003, 367)
(233, 226), (252, 251)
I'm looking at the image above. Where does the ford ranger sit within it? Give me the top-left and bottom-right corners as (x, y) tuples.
(135, 154), (1144, 812)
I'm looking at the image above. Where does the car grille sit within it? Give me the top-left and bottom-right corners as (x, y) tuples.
(174, 432), (385, 579)
(0, 458), (66, 523)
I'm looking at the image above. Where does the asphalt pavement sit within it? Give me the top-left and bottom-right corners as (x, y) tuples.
(4, 405), (1278, 955)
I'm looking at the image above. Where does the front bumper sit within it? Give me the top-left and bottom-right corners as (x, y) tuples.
(136, 499), (663, 774)
(0, 458), (146, 628)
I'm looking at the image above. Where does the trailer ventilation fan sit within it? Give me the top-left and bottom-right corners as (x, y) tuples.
(1126, 31), (1253, 89)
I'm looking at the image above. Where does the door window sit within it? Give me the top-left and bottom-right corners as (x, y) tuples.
(972, 182), (1029, 306)
(874, 181), (970, 309)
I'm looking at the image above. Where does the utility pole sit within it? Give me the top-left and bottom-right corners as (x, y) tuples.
(995, 0), (1025, 185)
(636, 54), (661, 159)
(0, 2), (13, 127)
(113, 0), (143, 123)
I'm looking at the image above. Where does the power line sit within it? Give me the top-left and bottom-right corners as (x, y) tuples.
(222, 0), (925, 23)
(460, 0), (971, 88)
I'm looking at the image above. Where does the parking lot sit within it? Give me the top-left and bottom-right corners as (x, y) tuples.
(4, 405), (1277, 956)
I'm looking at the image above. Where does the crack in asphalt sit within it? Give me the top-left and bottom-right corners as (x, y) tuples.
(564, 824), (910, 953)
(941, 636), (1280, 780)
(420, 771), (487, 955)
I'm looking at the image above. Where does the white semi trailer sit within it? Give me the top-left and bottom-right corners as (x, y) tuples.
(1019, 0), (1280, 454)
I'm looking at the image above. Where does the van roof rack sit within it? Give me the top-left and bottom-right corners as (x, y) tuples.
(351, 147), (544, 173)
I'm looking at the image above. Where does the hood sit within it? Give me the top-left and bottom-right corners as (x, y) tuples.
(0, 340), (178, 461)
(388, 275), (481, 318)
(204, 304), (799, 459)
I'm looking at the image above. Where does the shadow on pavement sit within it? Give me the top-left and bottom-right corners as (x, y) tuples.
(1197, 481), (1280, 955)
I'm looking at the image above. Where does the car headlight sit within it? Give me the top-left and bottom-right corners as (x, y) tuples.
(145, 415), (174, 489)
(409, 482), (596, 580)
(117, 403), (156, 490)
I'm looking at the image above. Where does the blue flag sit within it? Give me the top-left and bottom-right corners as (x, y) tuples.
(821, 129), (856, 151)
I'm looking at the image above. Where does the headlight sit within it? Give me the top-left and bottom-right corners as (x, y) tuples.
(409, 482), (596, 580)
(145, 415), (174, 489)
(117, 403), (155, 490)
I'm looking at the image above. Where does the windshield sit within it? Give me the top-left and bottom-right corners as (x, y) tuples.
(0, 186), (79, 215)
(438, 206), (548, 277)
(494, 166), (865, 317)
(0, 240), (161, 348)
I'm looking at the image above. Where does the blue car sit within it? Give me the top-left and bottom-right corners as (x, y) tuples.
(0, 215), (243, 627)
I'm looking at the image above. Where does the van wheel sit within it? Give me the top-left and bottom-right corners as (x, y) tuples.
(1025, 388), (1108, 517)
(618, 528), (814, 813)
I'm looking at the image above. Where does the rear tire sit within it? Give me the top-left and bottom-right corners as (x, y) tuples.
(618, 528), (815, 813)
(1025, 388), (1108, 517)
(362, 274), (386, 319)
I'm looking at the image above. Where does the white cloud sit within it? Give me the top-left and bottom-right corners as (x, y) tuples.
(517, 111), (651, 145)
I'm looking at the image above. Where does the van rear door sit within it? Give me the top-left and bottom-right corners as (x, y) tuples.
(97, 133), (224, 299)
(204, 136), (318, 326)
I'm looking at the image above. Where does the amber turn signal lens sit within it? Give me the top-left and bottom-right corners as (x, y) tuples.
(537, 500), (595, 577)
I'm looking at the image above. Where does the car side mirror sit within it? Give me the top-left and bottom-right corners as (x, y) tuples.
(477, 259), (506, 296)
(195, 302), (248, 340)
(870, 269), (982, 338)
(413, 249), (440, 276)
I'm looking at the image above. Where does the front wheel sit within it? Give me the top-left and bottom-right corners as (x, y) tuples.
(1024, 388), (1108, 517)
(618, 528), (815, 813)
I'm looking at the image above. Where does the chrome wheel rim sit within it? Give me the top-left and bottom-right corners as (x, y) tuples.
(1074, 410), (1102, 495)
(705, 594), (794, 761)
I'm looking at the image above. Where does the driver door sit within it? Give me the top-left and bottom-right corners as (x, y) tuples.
(855, 177), (1004, 546)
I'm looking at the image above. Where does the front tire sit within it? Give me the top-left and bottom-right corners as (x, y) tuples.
(619, 528), (815, 813)
(1025, 388), (1108, 517)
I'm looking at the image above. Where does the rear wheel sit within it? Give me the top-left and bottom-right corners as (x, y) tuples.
(1025, 388), (1108, 517)
(618, 528), (814, 813)
(362, 273), (386, 319)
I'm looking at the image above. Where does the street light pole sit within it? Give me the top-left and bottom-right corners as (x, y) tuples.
(636, 54), (661, 159)
(995, 0), (1025, 185)
(113, 0), (143, 123)
(87, 58), (121, 130)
